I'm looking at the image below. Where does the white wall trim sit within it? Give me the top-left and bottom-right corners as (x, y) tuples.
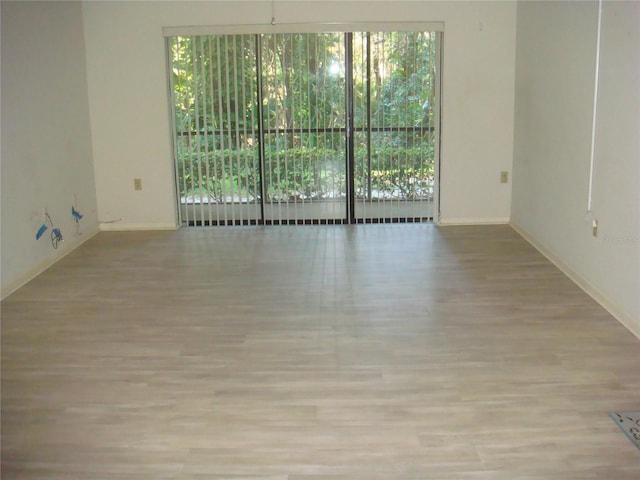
(1, 227), (101, 300)
(99, 222), (180, 231)
(439, 217), (510, 226)
(511, 221), (640, 341)
(162, 21), (445, 37)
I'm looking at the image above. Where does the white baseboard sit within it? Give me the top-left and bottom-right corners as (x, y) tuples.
(510, 222), (640, 341)
(439, 216), (510, 226)
(99, 222), (179, 231)
(1, 226), (100, 300)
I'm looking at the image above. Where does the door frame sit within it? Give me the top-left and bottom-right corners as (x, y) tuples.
(165, 24), (443, 226)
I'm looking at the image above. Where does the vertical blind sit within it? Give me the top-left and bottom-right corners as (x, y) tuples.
(260, 33), (347, 223)
(168, 30), (440, 225)
(171, 34), (261, 225)
(352, 32), (439, 223)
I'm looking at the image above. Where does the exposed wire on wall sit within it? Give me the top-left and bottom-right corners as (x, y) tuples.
(72, 193), (84, 235)
(45, 211), (63, 249)
(72, 206), (83, 235)
(587, 0), (603, 217)
(271, 0), (276, 26)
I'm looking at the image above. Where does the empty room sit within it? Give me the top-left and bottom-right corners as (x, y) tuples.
(1, 1), (639, 478)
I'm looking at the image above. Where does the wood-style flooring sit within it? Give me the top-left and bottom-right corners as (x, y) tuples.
(2, 224), (639, 479)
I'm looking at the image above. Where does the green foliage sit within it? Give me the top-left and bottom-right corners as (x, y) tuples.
(177, 144), (433, 202)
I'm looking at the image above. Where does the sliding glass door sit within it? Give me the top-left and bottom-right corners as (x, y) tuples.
(169, 30), (440, 226)
(352, 32), (439, 223)
(260, 33), (347, 223)
(171, 34), (261, 225)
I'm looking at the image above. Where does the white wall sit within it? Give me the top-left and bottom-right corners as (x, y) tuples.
(512, 1), (640, 337)
(81, 0), (517, 229)
(1, 1), (99, 298)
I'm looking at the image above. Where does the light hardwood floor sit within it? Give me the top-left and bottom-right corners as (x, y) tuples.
(2, 224), (639, 479)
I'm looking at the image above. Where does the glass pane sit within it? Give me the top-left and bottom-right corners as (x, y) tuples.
(353, 32), (437, 222)
(260, 33), (347, 223)
(171, 35), (260, 225)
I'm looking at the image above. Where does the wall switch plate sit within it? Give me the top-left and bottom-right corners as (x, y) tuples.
(592, 219), (598, 237)
(134, 178), (142, 190)
(500, 171), (509, 184)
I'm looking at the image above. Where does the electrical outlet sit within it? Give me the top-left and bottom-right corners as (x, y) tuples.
(500, 171), (509, 184)
(134, 178), (142, 190)
(592, 219), (598, 237)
